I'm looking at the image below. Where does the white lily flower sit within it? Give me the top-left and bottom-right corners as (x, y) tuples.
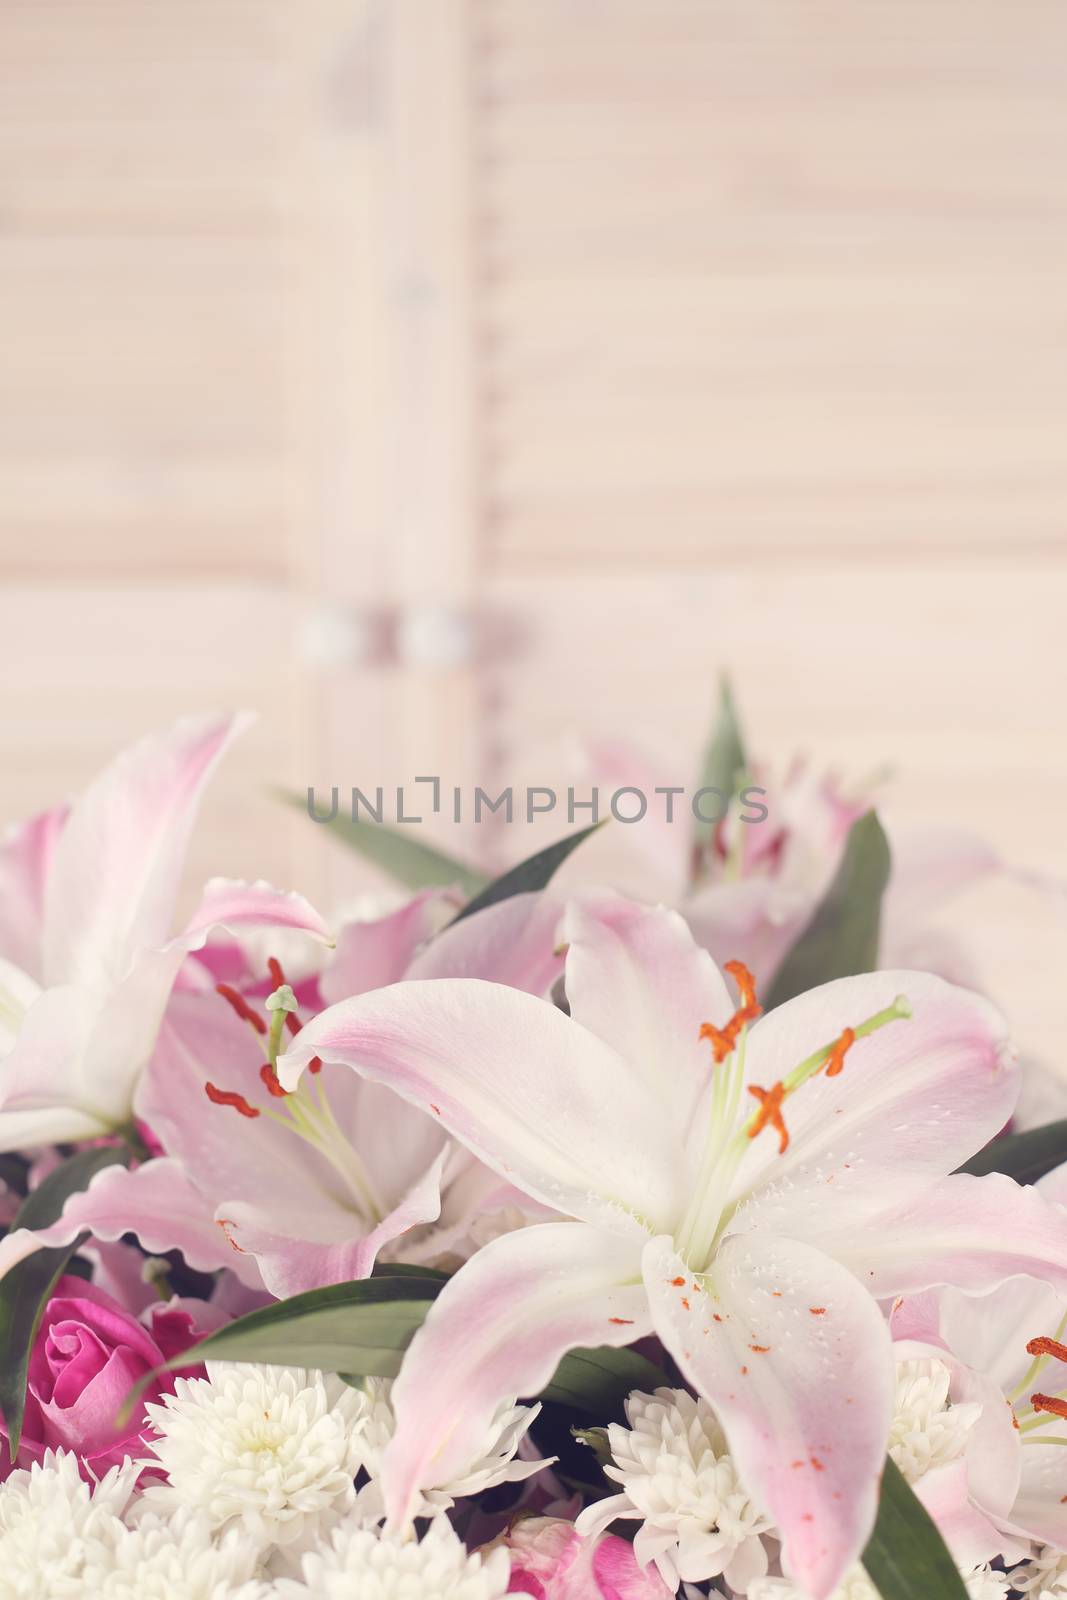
(278, 889), (1067, 1597)
(0, 713), (329, 1156)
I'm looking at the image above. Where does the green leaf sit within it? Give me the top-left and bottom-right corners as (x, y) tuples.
(123, 1270), (665, 1426)
(956, 1118), (1067, 1183)
(571, 1425), (612, 1467)
(448, 822), (605, 927)
(0, 1146), (130, 1451)
(862, 1455), (968, 1600)
(368, 1262), (449, 1283)
(693, 675), (747, 856)
(166, 1273), (440, 1378)
(119, 1273), (445, 1424)
(541, 1344), (668, 1414)
(277, 788), (487, 898)
(765, 810), (891, 1010)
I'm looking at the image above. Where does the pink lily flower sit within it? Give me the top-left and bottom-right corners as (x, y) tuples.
(278, 889), (1067, 1598)
(7, 890), (563, 1296)
(890, 1161), (1067, 1557)
(585, 738), (1009, 993)
(0, 712), (330, 1153)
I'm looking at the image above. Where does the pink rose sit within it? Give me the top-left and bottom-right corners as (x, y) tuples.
(500, 1517), (671, 1600)
(7, 1275), (224, 1478)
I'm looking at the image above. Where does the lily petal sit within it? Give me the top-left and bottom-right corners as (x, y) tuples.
(642, 1231), (894, 1600)
(0, 959), (42, 1060)
(217, 1148), (450, 1299)
(407, 891), (565, 998)
(562, 891), (731, 1138)
(884, 828), (1000, 927)
(0, 1157), (259, 1286)
(824, 1172), (1067, 1299)
(684, 877), (810, 993)
(42, 711), (252, 990)
(0, 806), (66, 981)
(1010, 1441), (1067, 1549)
(913, 1458), (1015, 1570)
(279, 980), (686, 1235)
(0, 985), (110, 1150)
(320, 890), (456, 1005)
(938, 1276), (1067, 1395)
(380, 1220), (648, 1530)
(731, 971), (1016, 1225)
(177, 877), (332, 952)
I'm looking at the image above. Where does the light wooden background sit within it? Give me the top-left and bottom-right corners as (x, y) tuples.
(2, 1), (1066, 1065)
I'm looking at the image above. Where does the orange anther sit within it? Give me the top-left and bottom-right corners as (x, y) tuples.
(700, 960), (762, 1064)
(267, 957), (287, 988)
(1031, 1393), (1067, 1422)
(1027, 1336), (1067, 1363)
(824, 1026), (856, 1078)
(700, 1019), (738, 1064)
(724, 960), (761, 1023)
(747, 1081), (789, 1154)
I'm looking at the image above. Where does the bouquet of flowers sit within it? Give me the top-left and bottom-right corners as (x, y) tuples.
(1, 700), (1065, 1600)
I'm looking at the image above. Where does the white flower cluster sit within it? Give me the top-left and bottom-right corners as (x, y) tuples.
(1012, 1546), (1067, 1596)
(2, 1355), (1064, 1600)
(0, 1364), (540, 1599)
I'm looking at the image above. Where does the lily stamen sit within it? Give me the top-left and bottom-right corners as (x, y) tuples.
(1030, 1393), (1067, 1422)
(1027, 1336), (1067, 1364)
(699, 959), (761, 1064)
(215, 983), (267, 1037)
(204, 1082), (260, 1119)
(1008, 1311), (1067, 1405)
(678, 983), (912, 1272)
(824, 1026), (855, 1078)
(260, 1063), (288, 1099)
(201, 962), (385, 1223)
(747, 1081), (789, 1154)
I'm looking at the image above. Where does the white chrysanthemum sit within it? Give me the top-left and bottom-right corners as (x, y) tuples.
(1012, 1545), (1067, 1595)
(79, 1508), (269, 1599)
(0, 1449), (137, 1598)
(575, 1386), (774, 1593)
(965, 1568), (1015, 1600)
(748, 1576), (877, 1600)
(274, 1515), (513, 1600)
(749, 1563), (1009, 1600)
(889, 1358), (982, 1485)
(139, 1363), (365, 1549)
(350, 1377), (550, 1519)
